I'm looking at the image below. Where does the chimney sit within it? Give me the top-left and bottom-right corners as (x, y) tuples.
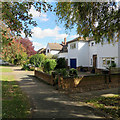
(64, 37), (66, 45)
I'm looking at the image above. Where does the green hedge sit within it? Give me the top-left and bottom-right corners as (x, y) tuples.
(43, 59), (57, 73)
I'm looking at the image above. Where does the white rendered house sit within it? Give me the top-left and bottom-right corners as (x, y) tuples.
(46, 43), (63, 56)
(67, 37), (120, 69)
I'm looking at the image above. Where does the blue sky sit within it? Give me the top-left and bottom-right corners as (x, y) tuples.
(22, 3), (79, 51)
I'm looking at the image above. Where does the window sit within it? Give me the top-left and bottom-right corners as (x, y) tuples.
(70, 43), (76, 49)
(102, 57), (116, 67)
(47, 49), (49, 53)
(91, 58), (92, 65)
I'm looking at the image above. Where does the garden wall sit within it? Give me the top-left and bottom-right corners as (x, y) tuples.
(35, 70), (54, 85)
(58, 73), (120, 92)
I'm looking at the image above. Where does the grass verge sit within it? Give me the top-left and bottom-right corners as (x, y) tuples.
(1, 67), (31, 118)
(0, 67), (13, 72)
(86, 95), (120, 119)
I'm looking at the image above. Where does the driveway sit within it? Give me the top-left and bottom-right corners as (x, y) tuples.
(3, 66), (117, 119)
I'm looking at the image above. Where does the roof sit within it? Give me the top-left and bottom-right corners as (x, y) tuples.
(67, 37), (93, 44)
(48, 43), (63, 51)
(37, 48), (46, 54)
(59, 44), (68, 53)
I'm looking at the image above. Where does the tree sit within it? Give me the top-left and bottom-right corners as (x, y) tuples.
(19, 37), (36, 57)
(29, 54), (46, 67)
(1, 2), (52, 44)
(1, 38), (27, 65)
(55, 2), (120, 43)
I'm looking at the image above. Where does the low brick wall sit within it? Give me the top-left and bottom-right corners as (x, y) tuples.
(58, 73), (120, 92)
(35, 70), (54, 85)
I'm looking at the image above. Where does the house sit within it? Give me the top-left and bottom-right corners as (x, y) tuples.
(46, 43), (63, 56)
(37, 48), (46, 55)
(67, 37), (120, 70)
(67, 37), (92, 69)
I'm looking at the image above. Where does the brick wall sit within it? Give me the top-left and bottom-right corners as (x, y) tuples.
(35, 70), (54, 85)
(58, 73), (120, 92)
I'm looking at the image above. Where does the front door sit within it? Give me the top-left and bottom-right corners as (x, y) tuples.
(93, 55), (97, 68)
(70, 59), (76, 69)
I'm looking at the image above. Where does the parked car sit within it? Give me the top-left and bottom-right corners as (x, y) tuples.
(0, 60), (9, 65)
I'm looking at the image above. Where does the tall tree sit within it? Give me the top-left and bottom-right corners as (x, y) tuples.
(19, 37), (37, 57)
(1, 2), (52, 44)
(1, 38), (27, 64)
(55, 2), (120, 43)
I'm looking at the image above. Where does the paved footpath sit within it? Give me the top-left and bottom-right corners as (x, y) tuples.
(3, 66), (118, 119)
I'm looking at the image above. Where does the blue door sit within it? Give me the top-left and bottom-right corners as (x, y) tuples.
(70, 59), (76, 69)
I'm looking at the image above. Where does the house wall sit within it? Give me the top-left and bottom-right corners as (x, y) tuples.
(68, 41), (89, 67)
(51, 50), (60, 55)
(118, 39), (120, 67)
(46, 44), (60, 56)
(58, 52), (68, 59)
(89, 41), (119, 69)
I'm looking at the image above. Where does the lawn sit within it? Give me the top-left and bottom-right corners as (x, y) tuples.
(86, 95), (120, 119)
(1, 67), (31, 118)
(0, 66), (13, 72)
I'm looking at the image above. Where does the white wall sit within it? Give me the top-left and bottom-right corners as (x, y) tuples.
(118, 39), (120, 67)
(46, 44), (60, 56)
(89, 41), (119, 69)
(51, 50), (60, 55)
(68, 41), (89, 67)
(58, 52), (68, 59)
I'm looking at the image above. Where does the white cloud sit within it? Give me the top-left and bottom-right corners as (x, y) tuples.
(33, 42), (45, 51)
(69, 34), (79, 39)
(29, 6), (48, 21)
(31, 26), (68, 40)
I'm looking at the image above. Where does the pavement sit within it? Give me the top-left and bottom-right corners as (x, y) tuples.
(2, 66), (119, 119)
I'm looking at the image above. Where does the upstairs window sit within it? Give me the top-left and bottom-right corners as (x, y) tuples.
(70, 43), (76, 49)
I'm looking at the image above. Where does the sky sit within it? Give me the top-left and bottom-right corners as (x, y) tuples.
(22, 3), (79, 51)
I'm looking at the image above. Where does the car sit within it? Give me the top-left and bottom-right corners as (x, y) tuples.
(0, 60), (9, 65)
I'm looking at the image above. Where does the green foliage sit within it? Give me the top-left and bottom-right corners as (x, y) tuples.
(55, 2), (120, 43)
(56, 68), (68, 77)
(43, 59), (57, 73)
(29, 54), (46, 67)
(56, 58), (67, 69)
(69, 68), (78, 77)
(2, 2), (52, 41)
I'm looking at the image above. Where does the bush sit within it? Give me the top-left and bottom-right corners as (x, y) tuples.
(55, 58), (67, 69)
(43, 59), (57, 73)
(56, 68), (68, 77)
(29, 54), (46, 67)
(69, 68), (78, 77)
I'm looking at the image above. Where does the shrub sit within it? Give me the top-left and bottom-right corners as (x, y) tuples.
(55, 58), (67, 69)
(29, 54), (46, 67)
(69, 68), (78, 77)
(56, 68), (68, 77)
(43, 59), (57, 73)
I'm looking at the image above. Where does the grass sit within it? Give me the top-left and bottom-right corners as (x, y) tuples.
(1, 67), (31, 118)
(0, 67), (13, 72)
(86, 95), (120, 119)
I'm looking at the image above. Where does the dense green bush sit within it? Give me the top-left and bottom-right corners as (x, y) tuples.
(56, 68), (68, 77)
(69, 68), (78, 77)
(55, 58), (67, 69)
(29, 54), (46, 67)
(43, 59), (57, 73)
